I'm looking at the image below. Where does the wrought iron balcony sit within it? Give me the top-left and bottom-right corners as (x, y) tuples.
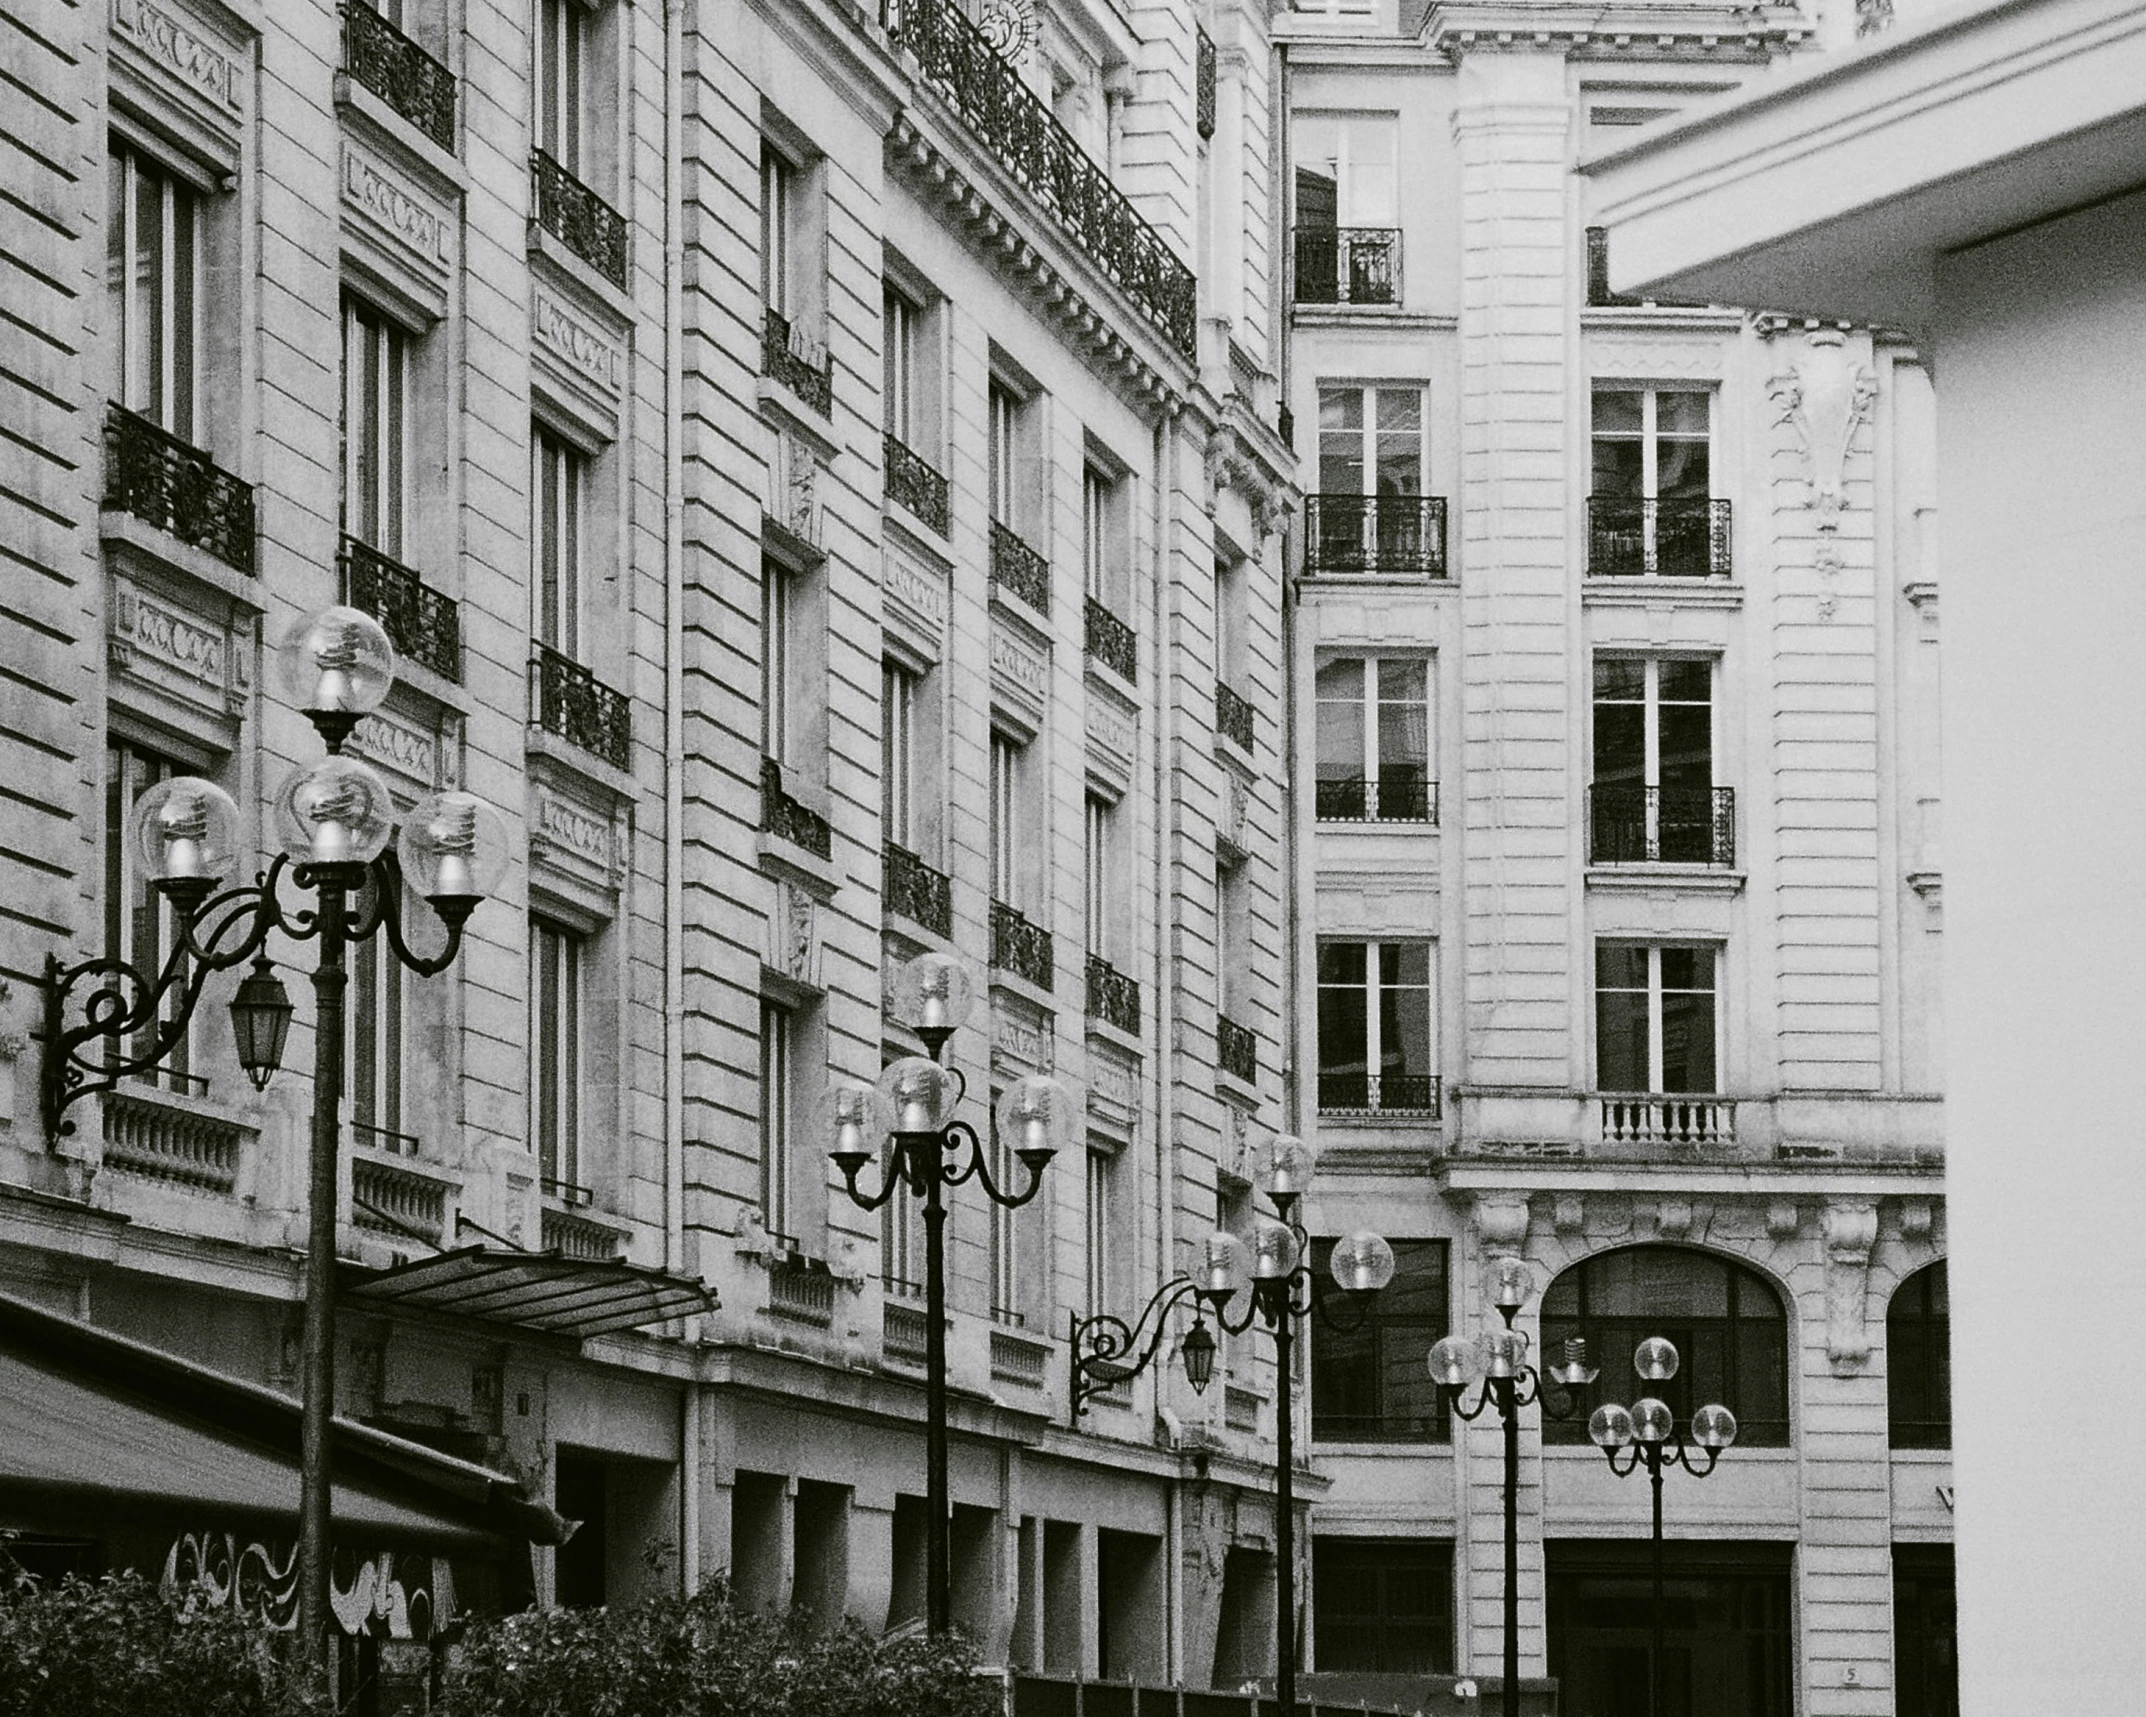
(1587, 496), (1732, 579)
(339, 535), (460, 682)
(883, 432), (949, 533)
(102, 402), (255, 574)
(1599, 1093), (1737, 1150)
(530, 644), (631, 771)
(880, 0), (1196, 360)
(761, 756), (832, 859)
(1085, 953), (1140, 1035)
(531, 149), (627, 289)
(990, 520), (1050, 615)
(762, 308), (832, 417)
(990, 899), (1053, 991)
(341, 3), (455, 151)
(1292, 227), (1402, 306)
(1303, 494), (1447, 578)
(884, 842), (952, 938)
(1315, 775), (1437, 824)
(1217, 1014), (1256, 1086)
(1317, 1071), (1442, 1119)
(1084, 594), (1137, 681)
(1195, 27), (1217, 142)
(1215, 680), (1255, 753)
(1589, 784), (1736, 868)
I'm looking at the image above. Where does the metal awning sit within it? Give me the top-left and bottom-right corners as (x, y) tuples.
(345, 1245), (714, 1339)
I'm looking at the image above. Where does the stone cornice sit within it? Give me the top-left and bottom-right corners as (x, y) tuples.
(1425, 1), (1809, 60)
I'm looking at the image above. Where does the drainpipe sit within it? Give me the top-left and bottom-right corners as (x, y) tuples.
(1151, 397), (1182, 1683)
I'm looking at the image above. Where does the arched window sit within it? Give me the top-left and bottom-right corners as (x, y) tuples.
(1541, 1246), (1790, 1446)
(1887, 1262), (1950, 1449)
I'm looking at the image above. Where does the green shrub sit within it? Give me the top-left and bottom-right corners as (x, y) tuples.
(0, 1571), (324, 1717)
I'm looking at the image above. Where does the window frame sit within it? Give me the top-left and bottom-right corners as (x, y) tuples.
(1315, 654), (1432, 822)
(988, 377), (1024, 531)
(107, 143), (202, 444)
(1887, 1261), (1951, 1450)
(342, 296), (410, 559)
(1315, 937), (1437, 1114)
(1590, 655), (1715, 793)
(1084, 1141), (1117, 1319)
(1084, 793), (1116, 961)
(1590, 385), (1714, 504)
(1593, 941), (1721, 1096)
(759, 999), (793, 1244)
(760, 142), (792, 317)
(1315, 383), (1425, 502)
(1309, 1239), (1451, 1443)
(761, 561), (792, 770)
(529, 916), (585, 1194)
(1311, 1536), (1456, 1675)
(104, 741), (203, 1091)
(989, 729), (1024, 910)
(532, 423), (586, 658)
(350, 877), (411, 1146)
(882, 658), (916, 851)
(534, 0), (588, 177)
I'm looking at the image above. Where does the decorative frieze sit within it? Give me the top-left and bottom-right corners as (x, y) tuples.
(1472, 1192), (1530, 1254)
(766, 881), (821, 991)
(348, 703), (458, 792)
(341, 139), (456, 322)
(1085, 679), (1137, 799)
(112, 0), (243, 115)
(107, 576), (251, 732)
(527, 778), (627, 909)
(882, 546), (947, 664)
(989, 622), (1048, 735)
(1086, 1040), (1139, 1137)
(532, 291), (625, 436)
(989, 989), (1052, 1079)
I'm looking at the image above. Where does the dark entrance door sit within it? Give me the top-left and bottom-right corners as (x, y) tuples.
(1892, 1544), (1957, 1717)
(1547, 1541), (1792, 1717)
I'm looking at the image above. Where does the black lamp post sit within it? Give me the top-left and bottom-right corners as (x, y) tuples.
(37, 605), (509, 1672)
(1426, 1256), (1597, 1717)
(1587, 1336), (1739, 1717)
(826, 951), (1071, 1637)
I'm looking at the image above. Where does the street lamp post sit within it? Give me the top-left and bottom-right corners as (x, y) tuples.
(1587, 1336), (1739, 1717)
(37, 605), (510, 1671)
(826, 951), (1073, 1637)
(1426, 1257), (1598, 1717)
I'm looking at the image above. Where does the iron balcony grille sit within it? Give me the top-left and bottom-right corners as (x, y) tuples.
(881, 0), (1197, 360)
(531, 149), (627, 289)
(1195, 27), (1217, 141)
(884, 842), (952, 938)
(1587, 496), (1733, 579)
(1589, 784), (1737, 867)
(530, 644), (631, 771)
(990, 899), (1053, 990)
(1303, 494), (1447, 578)
(1085, 953), (1140, 1035)
(1314, 775), (1437, 824)
(1215, 680), (1255, 752)
(882, 433), (949, 534)
(1292, 227), (1401, 306)
(1084, 594), (1137, 681)
(762, 308), (832, 417)
(1216, 1014), (1256, 1085)
(990, 520), (1050, 615)
(341, 3), (455, 151)
(339, 535), (461, 682)
(761, 756), (833, 859)
(103, 402), (256, 574)
(1317, 1071), (1442, 1118)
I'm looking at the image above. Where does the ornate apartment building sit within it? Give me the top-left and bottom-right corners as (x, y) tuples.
(1275, 3), (1951, 1715)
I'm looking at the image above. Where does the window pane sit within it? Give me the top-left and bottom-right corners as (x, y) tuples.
(1316, 694), (1365, 783)
(1318, 386), (1364, 496)
(1317, 941), (1367, 986)
(1659, 983), (1716, 1093)
(1655, 391), (1710, 439)
(1595, 943), (1648, 991)
(1378, 974), (1431, 1080)
(1596, 989), (1649, 1092)
(1660, 946), (1715, 993)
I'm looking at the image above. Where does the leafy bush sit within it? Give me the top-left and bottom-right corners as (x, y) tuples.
(0, 1571), (324, 1717)
(442, 1582), (1002, 1717)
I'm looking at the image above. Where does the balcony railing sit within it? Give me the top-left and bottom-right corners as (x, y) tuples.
(768, 1256), (835, 1326)
(1589, 784), (1737, 867)
(1195, 27), (1217, 142)
(103, 402), (256, 574)
(1215, 680), (1255, 752)
(531, 149), (627, 289)
(1315, 775), (1438, 824)
(882, 1300), (931, 1366)
(102, 1088), (241, 1195)
(761, 756), (832, 859)
(1292, 227), (1402, 306)
(1216, 1014), (1256, 1086)
(1303, 493), (1447, 577)
(1587, 496), (1733, 578)
(339, 536), (460, 682)
(1317, 1071), (1442, 1118)
(542, 1204), (622, 1260)
(762, 308), (832, 417)
(341, 2), (455, 151)
(1599, 1093), (1737, 1150)
(883, 432), (949, 533)
(1085, 953), (1140, 1034)
(1084, 594), (1137, 681)
(884, 842), (952, 938)
(881, 0), (1196, 360)
(991, 899), (1054, 991)
(531, 645), (631, 771)
(352, 1155), (449, 1246)
(990, 520), (1050, 615)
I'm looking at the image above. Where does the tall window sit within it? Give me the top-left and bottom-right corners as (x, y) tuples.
(882, 660), (915, 849)
(1293, 114), (1398, 304)
(342, 298), (409, 556)
(1592, 388), (1711, 504)
(107, 145), (200, 441)
(990, 731), (1022, 908)
(759, 1001), (792, 1241)
(351, 894), (408, 1145)
(1541, 1246), (1789, 1446)
(883, 1177), (919, 1294)
(1310, 1240), (1448, 1442)
(1892, 1545), (1957, 1717)
(1315, 656), (1430, 822)
(529, 917), (584, 1192)
(760, 144), (791, 316)
(1888, 1261), (1951, 1450)
(761, 562), (792, 768)
(1591, 657), (1716, 863)
(988, 380), (1022, 528)
(1317, 385), (1421, 501)
(1082, 466), (1115, 603)
(1085, 1143), (1116, 1317)
(883, 285), (915, 443)
(989, 1117), (1022, 1324)
(104, 743), (196, 1088)
(532, 426), (585, 657)
(1312, 1539), (1454, 1674)
(1084, 795), (1113, 959)
(534, 0), (587, 175)
(1596, 944), (1717, 1094)
(1316, 939), (1435, 1114)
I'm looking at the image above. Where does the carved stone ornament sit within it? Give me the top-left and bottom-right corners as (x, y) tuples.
(1553, 1194), (1586, 1235)
(1766, 1200), (1802, 1238)
(1768, 328), (1877, 532)
(779, 882), (818, 988)
(1821, 1199), (1880, 1374)
(1656, 1198), (1695, 1239)
(1472, 1192), (1530, 1255)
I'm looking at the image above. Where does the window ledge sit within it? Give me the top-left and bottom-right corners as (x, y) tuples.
(1291, 305), (1454, 332)
(1084, 1013), (1143, 1057)
(525, 723), (639, 805)
(1295, 572), (1456, 595)
(757, 830), (842, 900)
(1586, 865), (1745, 895)
(757, 375), (840, 462)
(101, 510), (265, 614)
(527, 221), (638, 326)
(1583, 577), (1744, 611)
(333, 74), (467, 197)
(989, 965), (1058, 1017)
(1083, 653), (1139, 704)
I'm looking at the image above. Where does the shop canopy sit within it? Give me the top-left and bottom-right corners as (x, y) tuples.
(344, 1244), (714, 1340)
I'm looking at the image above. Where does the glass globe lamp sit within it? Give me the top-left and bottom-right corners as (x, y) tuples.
(1634, 1335), (1681, 1383)
(1588, 1403), (1636, 1450)
(818, 1080), (878, 1179)
(1483, 1328), (1525, 1380)
(1690, 1403), (1739, 1451)
(1328, 1230), (1395, 1295)
(1427, 1335), (1481, 1390)
(1250, 1217), (1301, 1282)
(995, 1075), (1080, 1171)
(1631, 1398), (1675, 1444)
(874, 1055), (956, 1138)
(1200, 1230), (1249, 1302)
(1259, 1133), (1318, 1203)
(274, 756), (395, 870)
(1490, 1256), (1532, 1310)
(276, 605), (394, 737)
(894, 952), (976, 1043)
(130, 777), (242, 911)
(399, 791), (510, 920)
